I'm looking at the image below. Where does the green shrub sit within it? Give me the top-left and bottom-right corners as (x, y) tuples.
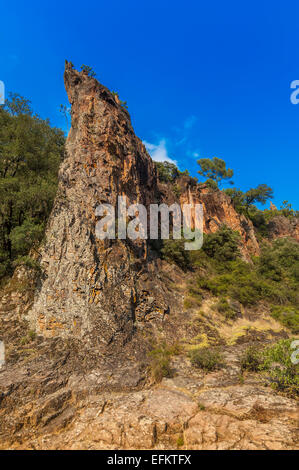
(215, 297), (237, 319)
(9, 219), (44, 256)
(259, 238), (299, 281)
(239, 341), (299, 398)
(240, 346), (263, 372)
(189, 348), (224, 371)
(263, 201), (297, 222)
(248, 211), (269, 238)
(154, 161), (180, 183)
(172, 183), (181, 198)
(12, 255), (41, 272)
(154, 161), (194, 185)
(187, 286), (203, 303)
(261, 339), (299, 397)
(195, 252), (298, 308)
(20, 329), (36, 345)
(270, 306), (299, 334)
(148, 342), (174, 383)
(0, 251), (11, 278)
(161, 238), (191, 270)
(203, 178), (218, 190)
(202, 226), (241, 262)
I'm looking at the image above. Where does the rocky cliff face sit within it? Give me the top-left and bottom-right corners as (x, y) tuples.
(158, 176), (260, 259)
(179, 182), (260, 259)
(26, 62), (261, 344)
(27, 62), (163, 348)
(0, 64), (298, 450)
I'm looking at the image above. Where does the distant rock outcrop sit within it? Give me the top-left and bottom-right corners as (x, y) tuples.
(267, 215), (299, 242)
(159, 176), (260, 259)
(180, 183), (260, 259)
(270, 201), (277, 211)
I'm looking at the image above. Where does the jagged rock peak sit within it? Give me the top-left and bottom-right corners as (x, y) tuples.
(26, 62), (162, 346)
(63, 60), (158, 207)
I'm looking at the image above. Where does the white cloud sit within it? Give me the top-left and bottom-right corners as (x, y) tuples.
(143, 139), (177, 165)
(175, 115), (198, 146)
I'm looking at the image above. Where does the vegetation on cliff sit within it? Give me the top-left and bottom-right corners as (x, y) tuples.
(160, 226), (298, 333)
(241, 340), (299, 397)
(0, 94), (65, 281)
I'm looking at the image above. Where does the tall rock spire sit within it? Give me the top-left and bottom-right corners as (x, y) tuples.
(27, 62), (158, 348)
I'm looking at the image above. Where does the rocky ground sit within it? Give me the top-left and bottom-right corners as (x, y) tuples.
(1, 347), (298, 450)
(0, 267), (298, 450)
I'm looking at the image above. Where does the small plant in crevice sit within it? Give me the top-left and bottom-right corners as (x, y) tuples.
(80, 64), (96, 77)
(148, 342), (178, 383)
(111, 91), (128, 109)
(20, 329), (37, 346)
(189, 347), (224, 371)
(176, 435), (184, 448)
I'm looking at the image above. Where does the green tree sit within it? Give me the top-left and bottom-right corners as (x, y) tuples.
(0, 93), (65, 278)
(225, 185), (274, 220)
(224, 188), (246, 212)
(279, 200), (295, 218)
(244, 184), (273, 212)
(4, 93), (32, 116)
(197, 157), (234, 188)
(155, 162), (180, 183)
(154, 161), (196, 184)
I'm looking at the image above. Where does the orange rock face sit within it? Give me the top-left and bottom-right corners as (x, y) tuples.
(179, 184), (260, 259)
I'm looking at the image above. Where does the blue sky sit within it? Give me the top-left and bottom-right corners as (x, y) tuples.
(1, 0), (299, 209)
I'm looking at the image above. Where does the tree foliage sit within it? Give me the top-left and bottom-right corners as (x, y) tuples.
(154, 161), (197, 185)
(0, 93), (65, 278)
(197, 157), (234, 187)
(225, 184), (274, 214)
(161, 237), (191, 271)
(244, 184), (273, 209)
(155, 162), (180, 183)
(202, 225), (241, 262)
